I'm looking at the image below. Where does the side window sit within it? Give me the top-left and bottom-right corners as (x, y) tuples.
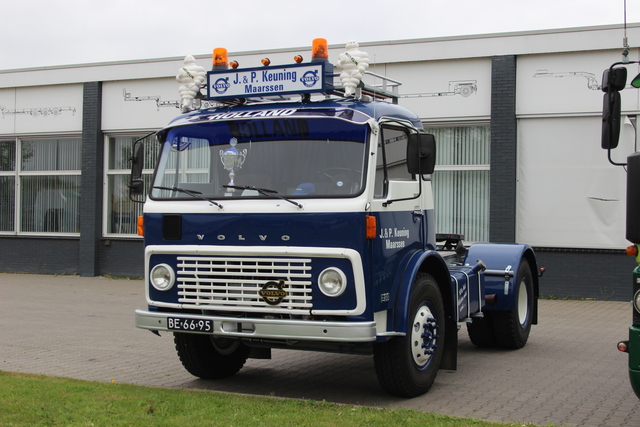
(21, 138), (82, 234)
(1, 137), (82, 235)
(374, 126), (413, 198)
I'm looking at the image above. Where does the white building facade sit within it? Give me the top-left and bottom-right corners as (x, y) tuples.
(1, 24), (638, 299)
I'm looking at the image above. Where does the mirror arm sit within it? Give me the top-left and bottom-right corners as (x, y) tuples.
(608, 147), (628, 167)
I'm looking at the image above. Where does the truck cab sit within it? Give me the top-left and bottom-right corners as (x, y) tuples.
(134, 39), (540, 397)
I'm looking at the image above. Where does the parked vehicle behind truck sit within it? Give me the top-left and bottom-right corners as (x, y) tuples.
(132, 39), (541, 397)
(601, 60), (640, 398)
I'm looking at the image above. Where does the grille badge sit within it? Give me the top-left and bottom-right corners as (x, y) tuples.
(258, 280), (288, 305)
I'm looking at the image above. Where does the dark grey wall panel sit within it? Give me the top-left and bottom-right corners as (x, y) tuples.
(534, 248), (636, 301)
(490, 55), (517, 243)
(99, 239), (144, 278)
(0, 237), (79, 274)
(79, 81), (104, 277)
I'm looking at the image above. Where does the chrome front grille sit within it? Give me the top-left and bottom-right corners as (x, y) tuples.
(176, 256), (313, 313)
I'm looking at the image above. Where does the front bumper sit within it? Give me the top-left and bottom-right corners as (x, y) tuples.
(135, 309), (377, 342)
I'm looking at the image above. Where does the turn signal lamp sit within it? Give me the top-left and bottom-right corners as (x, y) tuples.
(366, 215), (376, 239)
(294, 55), (303, 64)
(212, 47), (228, 69)
(261, 58), (271, 66)
(137, 216), (144, 236)
(312, 38), (328, 62)
(628, 245), (639, 257)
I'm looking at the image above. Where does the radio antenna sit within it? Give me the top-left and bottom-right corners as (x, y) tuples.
(623, 0), (630, 63)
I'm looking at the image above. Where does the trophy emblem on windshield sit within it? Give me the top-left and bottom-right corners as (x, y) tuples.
(220, 137), (247, 192)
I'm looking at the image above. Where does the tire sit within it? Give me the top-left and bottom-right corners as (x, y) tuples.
(492, 259), (534, 349)
(373, 273), (445, 397)
(466, 310), (497, 347)
(173, 333), (250, 379)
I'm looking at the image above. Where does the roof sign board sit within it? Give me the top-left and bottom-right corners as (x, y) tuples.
(207, 62), (334, 100)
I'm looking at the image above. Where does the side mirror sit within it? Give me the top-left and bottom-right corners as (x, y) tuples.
(601, 90), (622, 149)
(600, 66), (627, 150)
(129, 179), (144, 196)
(407, 133), (436, 175)
(130, 140), (145, 179)
(129, 139), (147, 202)
(601, 67), (627, 92)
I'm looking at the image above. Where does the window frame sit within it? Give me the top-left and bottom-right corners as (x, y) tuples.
(0, 135), (82, 236)
(0, 139), (17, 234)
(424, 122), (491, 243)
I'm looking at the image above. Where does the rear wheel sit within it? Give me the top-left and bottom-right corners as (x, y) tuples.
(492, 259), (534, 349)
(174, 333), (250, 379)
(374, 273), (445, 397)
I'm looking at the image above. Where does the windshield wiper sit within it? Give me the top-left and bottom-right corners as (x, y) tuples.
(223, 185), (303, 209)
(153, 186), (223, 209)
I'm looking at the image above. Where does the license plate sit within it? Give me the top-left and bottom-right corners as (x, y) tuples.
(167, 317), (213, 332)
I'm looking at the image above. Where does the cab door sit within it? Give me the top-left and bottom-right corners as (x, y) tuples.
(370, 125), (427, 313)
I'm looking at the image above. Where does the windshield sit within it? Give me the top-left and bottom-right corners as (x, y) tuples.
(150, 117), (369, 200)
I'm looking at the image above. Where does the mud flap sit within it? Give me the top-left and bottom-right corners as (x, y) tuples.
(440, 315), (458, 370)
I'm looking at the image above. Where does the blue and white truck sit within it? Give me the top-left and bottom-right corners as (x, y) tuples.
(133, 39), (541, 397)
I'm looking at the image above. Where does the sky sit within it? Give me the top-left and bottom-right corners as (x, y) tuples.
(1, 0), (639, 70)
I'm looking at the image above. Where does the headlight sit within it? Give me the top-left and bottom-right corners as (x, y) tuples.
(318, 267), (347, 297)
(634, 290), (640, 313)
(150, 264), (175, 291)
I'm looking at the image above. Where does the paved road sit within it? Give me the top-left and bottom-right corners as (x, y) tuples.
(1, 273), (639, 426)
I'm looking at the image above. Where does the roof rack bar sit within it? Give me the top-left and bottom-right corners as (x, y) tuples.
(331, 71), (402, 103)
(364, 71), (402, 95)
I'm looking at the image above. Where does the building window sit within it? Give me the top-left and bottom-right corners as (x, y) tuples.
(105, 134), (158, 236)
(426, 125), (490, 242)
(0, 140), (16, 232)
(0, 137), (82, 234)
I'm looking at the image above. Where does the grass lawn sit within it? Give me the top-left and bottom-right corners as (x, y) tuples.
(0, 371), (545, 426)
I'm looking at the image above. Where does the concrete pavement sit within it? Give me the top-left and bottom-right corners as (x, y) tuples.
(1, 273), (639, 426)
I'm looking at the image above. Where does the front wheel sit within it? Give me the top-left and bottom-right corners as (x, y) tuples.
(173, 333), (250, 379)
(373, 273), (445, 397)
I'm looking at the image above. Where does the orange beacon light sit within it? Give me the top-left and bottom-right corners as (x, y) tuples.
(312, 38), (328, 62)
(212, 48), (228, 70)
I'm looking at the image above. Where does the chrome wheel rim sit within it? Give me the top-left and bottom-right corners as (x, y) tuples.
(517, 281), (529, 326)
(411, 303), (439, 368)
